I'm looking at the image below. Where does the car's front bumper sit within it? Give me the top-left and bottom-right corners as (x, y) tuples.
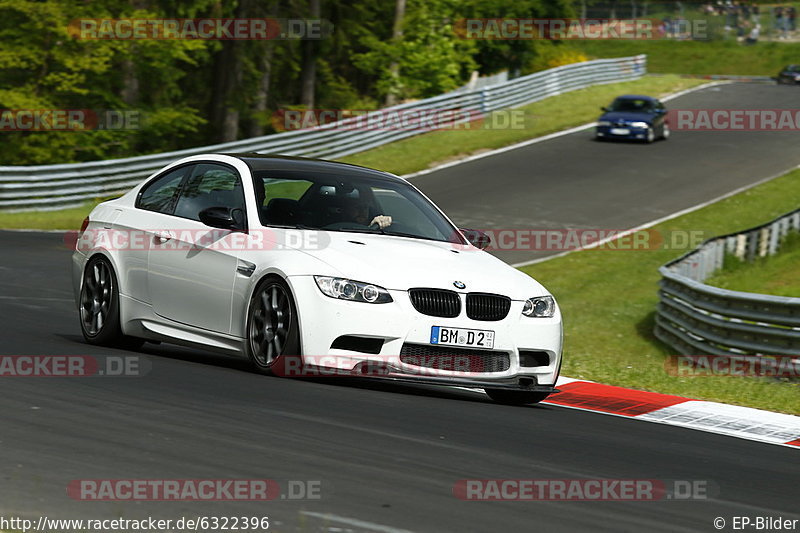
(596, 125), (650, 140)
(286, 276), (563, 386)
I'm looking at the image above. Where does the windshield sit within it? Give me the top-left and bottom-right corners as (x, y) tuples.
(608, 98), (655, 112)
(252, 169), (465, 244)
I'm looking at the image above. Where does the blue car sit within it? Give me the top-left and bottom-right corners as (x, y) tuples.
(595, 95), (669, 143)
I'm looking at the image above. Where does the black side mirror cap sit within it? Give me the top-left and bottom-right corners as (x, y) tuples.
(198, 206), (245, 231)
(460, 228), (491, 250)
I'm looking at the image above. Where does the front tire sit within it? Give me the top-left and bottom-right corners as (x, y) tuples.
(645, 127), (655, 143)
(79, 255), (143, 349)
(485, 389), (551, 405)
(246, 276), (301, 375)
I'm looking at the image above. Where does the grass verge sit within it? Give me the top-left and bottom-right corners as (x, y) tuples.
(520, 168), (800, 415)
(706, 232), (800, 297)
(576, 40), (800, 76)
(0, 203), (98, 231)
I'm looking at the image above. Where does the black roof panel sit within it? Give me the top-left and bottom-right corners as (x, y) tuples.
(218, 153), (404, 183)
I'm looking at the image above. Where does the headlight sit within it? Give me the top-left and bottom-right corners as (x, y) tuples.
(314, 276), (393, 303)
(630, 121), (649, 129)
(522, 296), (556, 318)
(794, 74), (800, 80)
(596, 120), (611, 126)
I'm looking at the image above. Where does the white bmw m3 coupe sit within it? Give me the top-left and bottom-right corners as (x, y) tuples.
(72, 154), (562, 404)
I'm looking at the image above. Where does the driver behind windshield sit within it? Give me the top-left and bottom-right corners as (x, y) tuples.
(343, 197), (392, 229)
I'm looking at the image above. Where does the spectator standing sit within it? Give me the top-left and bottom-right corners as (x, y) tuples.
(745, 22), (760, 44)
(775, 6), (786, 39)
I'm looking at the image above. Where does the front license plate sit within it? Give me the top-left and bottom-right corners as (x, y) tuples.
(430, 326), (494, 349)
(610, 128), (630, 135)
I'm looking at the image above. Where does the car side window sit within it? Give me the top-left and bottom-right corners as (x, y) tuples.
(173, 163), (246, 223)
(256, 177), (315, 227)
(136, 165), (193, 214)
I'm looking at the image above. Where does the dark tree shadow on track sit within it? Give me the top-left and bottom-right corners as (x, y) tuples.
(61, 331), (253, 371)
(295, 376), (557, 409)
(63, 332), (556, 408)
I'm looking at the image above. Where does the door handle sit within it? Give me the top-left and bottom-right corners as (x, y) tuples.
(153, 231), (173, 243)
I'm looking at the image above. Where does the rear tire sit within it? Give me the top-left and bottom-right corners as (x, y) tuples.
(79, 255), (143, 349)
(485, 389), (551, 405)
(246, 276), (301, 375)
(661, 123), (670, 140)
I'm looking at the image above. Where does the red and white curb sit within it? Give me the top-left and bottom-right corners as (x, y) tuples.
(545, 377), (800, 449)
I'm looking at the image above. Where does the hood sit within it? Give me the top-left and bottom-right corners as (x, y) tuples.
(599, 110), (656, 123)
(293, 231), (548, 299)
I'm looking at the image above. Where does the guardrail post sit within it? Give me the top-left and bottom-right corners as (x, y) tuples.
(480, 88), (490, 114)
(768, 224), (779, 255)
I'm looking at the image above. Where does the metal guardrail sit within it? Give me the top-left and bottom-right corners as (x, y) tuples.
(0, 55), (646, 211)
(452, 70), (509, 94)
(655, 208), (800, 356)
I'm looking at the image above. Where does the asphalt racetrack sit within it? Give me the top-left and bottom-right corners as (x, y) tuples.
(414, 82), (800, 265)
(1, 82), (798, 532)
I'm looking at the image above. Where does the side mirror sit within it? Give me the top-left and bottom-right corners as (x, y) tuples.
(461, 228), (491, 250)
(199, 206), (245, 231)
(601, 106), (608, 112)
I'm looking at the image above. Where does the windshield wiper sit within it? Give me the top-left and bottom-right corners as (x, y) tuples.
(267, 223), (317, 230)
(382, 230), (446, 243)
(328, 227), (383, 235)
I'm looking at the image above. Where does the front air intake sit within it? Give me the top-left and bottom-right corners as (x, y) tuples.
(330, 335), (384, 354)
(400, 343), (510, 372)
